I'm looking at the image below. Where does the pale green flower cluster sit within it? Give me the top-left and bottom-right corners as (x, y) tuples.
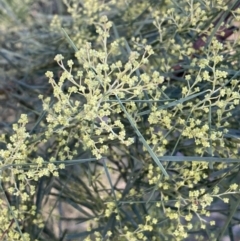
(44, 16), (162, 160)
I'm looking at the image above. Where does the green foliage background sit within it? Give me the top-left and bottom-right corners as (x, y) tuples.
(1, 0), (240, 240)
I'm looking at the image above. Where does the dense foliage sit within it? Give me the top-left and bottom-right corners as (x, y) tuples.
(1, 0), (240, 240)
